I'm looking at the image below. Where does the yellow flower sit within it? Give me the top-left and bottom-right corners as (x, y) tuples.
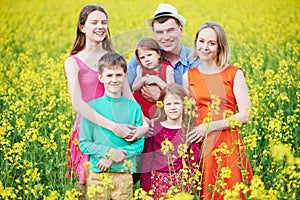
(228, 116), (242, 129)
(156, 100), (164, 108)
(123, 159), (134, 172)
(210, 94), (221, 115)
(161, 138), (174, 155)
(177, 143), (188, 157)
(220, 167), (232, 179)
(86, 184), (105, 199)
(132, 188), (153, 200)
(271, 143), (295, 165)
(43, 190), (60, 200)
(73, 139), (79, 146)
(64, 189), (81, 200)
(98, 173), (114, 189)
(83, 161), (92, 168)
(211, 143), (233, 163)
(172, 192), (194, 200)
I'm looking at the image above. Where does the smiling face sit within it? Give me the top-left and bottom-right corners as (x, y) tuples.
(196, 27), (219, 63)
(137, 48), (161, 70)
(163, 93), (183, 121)
(153, 18), (183, 54)
(81, 10), (108, 43)
(99, 66), (125, 98)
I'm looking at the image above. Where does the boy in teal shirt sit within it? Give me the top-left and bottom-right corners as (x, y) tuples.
(79, 52), (144, 200)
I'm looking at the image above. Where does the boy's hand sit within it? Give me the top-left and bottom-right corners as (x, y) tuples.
(96, 158), (113, 171)
(108, 148), (127, 162)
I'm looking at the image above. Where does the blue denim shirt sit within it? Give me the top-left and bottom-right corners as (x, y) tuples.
(127, 44), (201, 89)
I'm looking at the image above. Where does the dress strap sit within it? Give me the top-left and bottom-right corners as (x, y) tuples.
(71, 55), (84, 70)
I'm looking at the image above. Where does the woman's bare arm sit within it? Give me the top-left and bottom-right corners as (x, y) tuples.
(64, 57), (134, 138)
(187, 69), (252, 143)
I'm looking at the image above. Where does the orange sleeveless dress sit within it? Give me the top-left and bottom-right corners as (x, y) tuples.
(187, 65), (253, 199)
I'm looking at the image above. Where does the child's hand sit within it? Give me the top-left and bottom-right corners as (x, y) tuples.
(139, 76), (148, 86)
(107, 148), (127, 162)
(145, 75), (161, 85)
(96, 158), (113, 171)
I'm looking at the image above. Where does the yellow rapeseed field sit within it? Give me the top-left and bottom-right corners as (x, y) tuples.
(0, 0), (299, 199)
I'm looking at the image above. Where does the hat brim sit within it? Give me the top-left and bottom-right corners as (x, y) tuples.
(145, 13), (186, 28)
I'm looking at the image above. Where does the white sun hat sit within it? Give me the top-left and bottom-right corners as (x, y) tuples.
(145, 3), (186, 28)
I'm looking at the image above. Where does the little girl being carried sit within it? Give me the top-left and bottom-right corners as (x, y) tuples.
(132, 38), (175, 119)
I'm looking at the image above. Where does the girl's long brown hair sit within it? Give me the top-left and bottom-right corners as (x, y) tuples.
(70, 5), (113, 55)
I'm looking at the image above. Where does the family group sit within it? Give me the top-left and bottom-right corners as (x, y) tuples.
(64, 3), (253, 200)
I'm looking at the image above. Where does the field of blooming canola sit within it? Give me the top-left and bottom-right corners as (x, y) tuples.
(0, 0), (299, 199)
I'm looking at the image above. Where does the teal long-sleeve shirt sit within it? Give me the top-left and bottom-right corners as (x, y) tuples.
(79, 93), (144, 173)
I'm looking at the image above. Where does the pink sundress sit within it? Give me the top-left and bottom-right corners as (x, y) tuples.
(66, 55), (104, 184)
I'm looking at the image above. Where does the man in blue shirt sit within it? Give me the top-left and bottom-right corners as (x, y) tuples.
(128, 2), (201, 187)
(127, 3), (200, 102)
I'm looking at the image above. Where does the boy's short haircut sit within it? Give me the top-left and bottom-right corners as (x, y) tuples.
(98, 52), (127, 74)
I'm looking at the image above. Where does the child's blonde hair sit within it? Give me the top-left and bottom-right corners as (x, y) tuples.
(155, 84), (187, 121)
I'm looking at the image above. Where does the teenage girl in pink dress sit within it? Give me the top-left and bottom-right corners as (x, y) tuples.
(64, 5), (148, 199)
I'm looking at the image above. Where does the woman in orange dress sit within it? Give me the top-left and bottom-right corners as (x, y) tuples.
(182, 21), (253, 199)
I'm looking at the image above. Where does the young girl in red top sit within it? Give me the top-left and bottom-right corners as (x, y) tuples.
(132, 38), (175, 186)
(132, 38), (175, 119)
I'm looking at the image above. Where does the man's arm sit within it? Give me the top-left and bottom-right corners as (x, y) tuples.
(141, 84), (162, 103)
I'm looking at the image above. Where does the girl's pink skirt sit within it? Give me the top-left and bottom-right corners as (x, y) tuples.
(66, 114), (89, 184)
